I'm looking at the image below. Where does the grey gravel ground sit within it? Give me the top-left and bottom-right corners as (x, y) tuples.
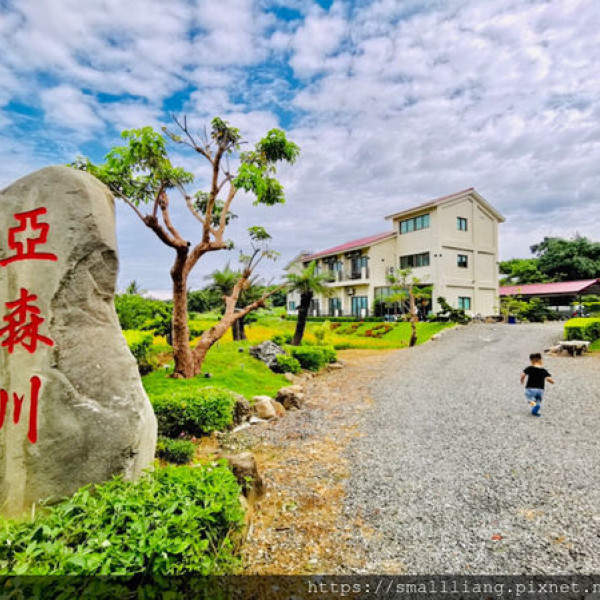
(344, 323), (600, 573)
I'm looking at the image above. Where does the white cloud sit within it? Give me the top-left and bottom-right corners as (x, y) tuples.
(41, 85), (103, 133)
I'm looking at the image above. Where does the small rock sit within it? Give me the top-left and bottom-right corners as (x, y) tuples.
(232, 395), (251, 425)
(328, 362), (344, 370)
(276, 386), (305, 410)
(270, 400), (286, 418)
(203, 372), (213, 378)
(249, 341), (286, 370)
(284, 372), (298, 383)
(232, 422), (251, 433)
(253, 397), (277, 420)
(220, 452), (265, 500)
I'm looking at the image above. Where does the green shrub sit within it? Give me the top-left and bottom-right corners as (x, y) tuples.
(275, 354), (302, 374)
(272, 332), (292, 345)
(151, 387), (237, 437)
(156, 436), (196, 464)
(284, 315), (384, 322)
(288, 346), (337, 371)
(0, 465), (244, 575)
(115, 294), (172, 334)
(583, 302), (600, 316)
(518, 298), (555, 322)
(564, 317), (600, 341)
(122, 330), (155, 374)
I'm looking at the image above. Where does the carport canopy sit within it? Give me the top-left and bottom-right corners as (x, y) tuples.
(500, 278), (600, 304)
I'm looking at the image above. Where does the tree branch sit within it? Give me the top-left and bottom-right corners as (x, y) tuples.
(158, 191), (185, 243)
(216, 182), (237, 238)
(172, 114), (212, 162)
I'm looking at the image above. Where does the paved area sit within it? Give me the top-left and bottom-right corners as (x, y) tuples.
(345, 323), (600, 573)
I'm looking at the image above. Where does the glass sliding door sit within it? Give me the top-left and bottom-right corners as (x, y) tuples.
(351, 296), (368, 317)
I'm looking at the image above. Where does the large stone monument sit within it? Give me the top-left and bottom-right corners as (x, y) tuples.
(0, 166), (157, 517)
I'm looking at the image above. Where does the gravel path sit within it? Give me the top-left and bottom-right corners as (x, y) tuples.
(344, 323), (600, 574)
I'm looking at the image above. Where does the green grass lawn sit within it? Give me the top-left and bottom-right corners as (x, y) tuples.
(142, 318), (455, 400)
(590, 339), (600, 352)
(143, 341), (289, 400)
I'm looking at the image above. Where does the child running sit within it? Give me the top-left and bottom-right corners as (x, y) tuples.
(520, 353), (555, 417)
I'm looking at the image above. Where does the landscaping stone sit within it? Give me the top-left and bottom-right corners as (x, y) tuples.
(221, 452), (265, 501)
(248, 340), (286, 370)
(270, 400), (286, 418)
(0, 166), (157, 518)
(233, 395), (252, 425)
(276, 386), (305, 410)
(328, 362), (344, 370)
(253, 397), (277, 420)
(249, 416), (268, 425)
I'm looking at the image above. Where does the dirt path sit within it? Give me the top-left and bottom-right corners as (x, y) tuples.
(222, 349), (387, 574)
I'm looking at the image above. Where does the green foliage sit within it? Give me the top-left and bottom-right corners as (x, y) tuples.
(284, 315), (385, 323)
(151, 387), (237, 438)
(275, 354), (302, 375)
(516, 298), (556, 322)
(583, 301), (600, 316)
(72, 127), (194, 206)
(156, 437), (196, 464)
(272, 332), (293, 345)
(435, 297), (471, 324)
(115, 294), (172, 334)
(122, 330), (155, 374)
(531, 235), (600, 281)
(288, 346), (337, 371)
(0, 465), (244, 575)
(564, 317), (600, 341)
(233, 128), (299, 206)
(499, 258), (549, 285)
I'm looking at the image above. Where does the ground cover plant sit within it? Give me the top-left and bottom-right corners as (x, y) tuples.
(0, 465), (244, 575)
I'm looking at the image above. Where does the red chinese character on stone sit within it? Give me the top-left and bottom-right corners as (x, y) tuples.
(0, 376), (41, 443)
(0, 288), (54, 354)
(0, 207), (58, 267)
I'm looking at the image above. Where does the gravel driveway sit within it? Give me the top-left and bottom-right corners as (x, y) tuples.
(344, 323), (600, 573)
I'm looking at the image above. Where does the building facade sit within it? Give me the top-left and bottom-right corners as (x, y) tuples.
(286, 188), (505, 318)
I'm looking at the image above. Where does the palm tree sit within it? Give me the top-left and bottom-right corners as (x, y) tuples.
(388, 269), (431, 347)
(286, 261), (334, 346)
(206, 264), (263, 341)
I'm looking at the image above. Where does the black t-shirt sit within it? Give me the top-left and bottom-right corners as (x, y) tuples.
(523, 366), (551, 389)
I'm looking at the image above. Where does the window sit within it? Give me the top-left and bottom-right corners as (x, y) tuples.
(400, 252), (430, 269)
(457, 254), (468, 268)
(351, 296), (368, 317)
(457, 217), (468, 231)
(458, 297), (471, 310)
(329, 297), (342, 315)
(288, 301), (296, 311)
(399, 213), (430, 234)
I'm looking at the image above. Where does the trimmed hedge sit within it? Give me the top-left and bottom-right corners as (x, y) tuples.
(288, 346), (337, 371)
(151, 387), (237, 438)
(0, 465), (244, 575)
(156, 436), (196, 464)
(284, 315), (384, 323)
(564, 317), (600, 341)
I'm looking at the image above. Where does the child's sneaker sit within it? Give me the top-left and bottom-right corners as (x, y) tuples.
(531, 404), (541, 416)
(528, 401), (536, 407)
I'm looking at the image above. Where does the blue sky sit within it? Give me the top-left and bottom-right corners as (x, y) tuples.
(1, 0), (599, 297)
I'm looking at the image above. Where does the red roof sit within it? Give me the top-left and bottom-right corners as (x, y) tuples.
(500, 279), (600, 296)
(305, 231), (395, 261)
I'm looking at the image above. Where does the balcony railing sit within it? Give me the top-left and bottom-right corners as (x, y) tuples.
(328, 267), (370, 283)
